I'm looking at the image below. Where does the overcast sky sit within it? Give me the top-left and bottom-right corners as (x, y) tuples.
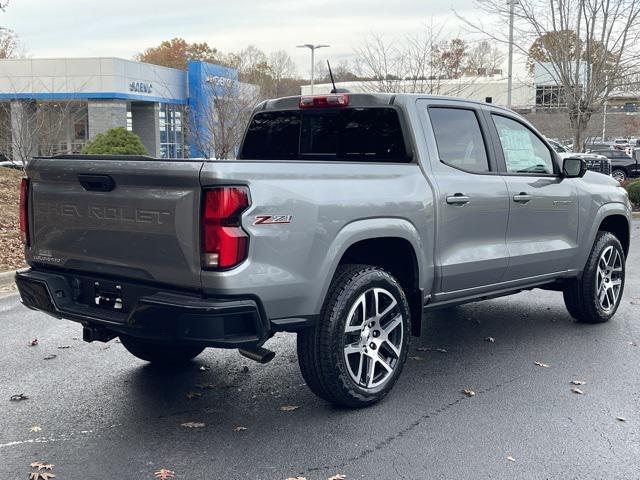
(1, 0), (512, 75)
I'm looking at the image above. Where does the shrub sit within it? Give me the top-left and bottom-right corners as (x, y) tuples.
(626, 180), (640, 209)
(82, 127), (148, 156)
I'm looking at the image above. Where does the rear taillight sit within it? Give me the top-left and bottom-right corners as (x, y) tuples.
(19, 178), (29, 245)
(201, 187), (250, 269)
(299, 94), (349, 108)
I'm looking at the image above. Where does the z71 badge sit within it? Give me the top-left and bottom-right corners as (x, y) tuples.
(253, 215), (293, 225)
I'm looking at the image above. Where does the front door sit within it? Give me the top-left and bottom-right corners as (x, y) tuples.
(486, 112), (579, 281)
(419, 101), (510, 295)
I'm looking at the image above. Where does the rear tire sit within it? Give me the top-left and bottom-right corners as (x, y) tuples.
(297, 264), (411, 407)
(563, 232), (625, 323)
(120, 336), (205, 364)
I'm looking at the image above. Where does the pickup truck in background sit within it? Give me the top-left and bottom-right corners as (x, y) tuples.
(16, 93), (632, 407)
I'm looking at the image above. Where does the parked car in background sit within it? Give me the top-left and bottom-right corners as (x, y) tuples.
(598, 149), (639, 182)
(0, 155), (22, 170)
(557, 152), (611, 177)
(547, 139), (571, 154)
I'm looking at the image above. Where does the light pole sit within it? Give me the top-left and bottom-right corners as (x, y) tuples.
(602, 73), (609, 142)
(297, 44), (330, 94)
(507, 0), (517, 109)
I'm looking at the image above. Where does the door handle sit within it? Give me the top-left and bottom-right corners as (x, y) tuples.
(446, 194), (470, 205)
(513, 192), (532, 203)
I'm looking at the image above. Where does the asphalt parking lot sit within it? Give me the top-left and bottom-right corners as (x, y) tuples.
(1, 221), (639, 479)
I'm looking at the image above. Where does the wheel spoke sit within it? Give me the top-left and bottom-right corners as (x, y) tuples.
(377, 353), (393, 373)
(366, 355), (377, 388)
(344, 343), (361, 356)
(345, 294), (366, 333)
(383, 339), (401, 359)
(382, 314), (402, 336)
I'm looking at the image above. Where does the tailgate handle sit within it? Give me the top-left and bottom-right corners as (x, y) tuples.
(78, 174), (115, 192)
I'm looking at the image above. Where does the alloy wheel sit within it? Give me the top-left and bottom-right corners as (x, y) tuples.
(343, 287), (404, 389)
(596, 245), (623, 313)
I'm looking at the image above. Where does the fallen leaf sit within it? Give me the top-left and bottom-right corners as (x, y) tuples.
(484, 337), (495, 343)
(195, 383), (216, 389)
(570, 380), (586, 385)
(29, 473), (55, 480)
(328, 475), (347, 480)
(462, 389), (475, 397)
(233, 426), (248, 432)
(30, 462), (53, 470)
(630, 342), (637, 347)
(416, 347), (430, 352)
(436, 348), (448, 353)
(10, 393), (28, 401)
(57, 345), (71, 349)
(29, 338), (38, 347)
(198, 365), (210, 371)
(571, 388), (584, 395)
(409, 356), (424, 361)
(616, 416), (626, 422)
(186, 392), (202, 400)
(43, 354), (57, 360)
(507, 455), (516, 462)
(154, 468), (176, 479)
(534, 361), (550, 368)
(180, 422), (205, 428)
(286, 477), (307, 480)
(30, 426), (42, 432)
(630, 299), (640, 305)
(280, 405), (300, 412)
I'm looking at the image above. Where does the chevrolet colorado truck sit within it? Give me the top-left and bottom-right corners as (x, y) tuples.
(16, 93), (632, 407)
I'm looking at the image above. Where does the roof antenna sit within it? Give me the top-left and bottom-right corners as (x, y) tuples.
(327, 60), (349, 94)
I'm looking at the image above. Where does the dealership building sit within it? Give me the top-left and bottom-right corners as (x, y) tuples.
(0, 57), (239, 161)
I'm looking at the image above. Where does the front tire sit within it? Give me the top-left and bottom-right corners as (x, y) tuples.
(297, 265), (411, 407)
(563, 232), (625, 323)
(612, 169), (627, 183)
(120, 336), (205, 364)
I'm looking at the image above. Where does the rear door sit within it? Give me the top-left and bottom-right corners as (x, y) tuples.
(26, 157), (204, 289)
(485, 112), (579, 281)
(418, 100), (510, 295)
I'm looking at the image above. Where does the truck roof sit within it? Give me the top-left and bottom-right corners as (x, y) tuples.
(257, 93), (514, 114)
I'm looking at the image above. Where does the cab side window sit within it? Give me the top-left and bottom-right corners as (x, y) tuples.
(492, 115), (555, 174)
(429, 107), (490, 173)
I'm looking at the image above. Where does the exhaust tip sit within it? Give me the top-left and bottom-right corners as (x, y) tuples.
(238, 347), (276, 364)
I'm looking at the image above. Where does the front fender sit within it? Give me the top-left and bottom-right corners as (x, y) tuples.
(313, 217), (431, 313)
(572, 201), (631, 271)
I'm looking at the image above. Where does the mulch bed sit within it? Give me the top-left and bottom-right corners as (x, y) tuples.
(0, 167), (27, 271)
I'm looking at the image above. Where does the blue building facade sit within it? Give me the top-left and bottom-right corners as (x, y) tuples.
(0, 57), (239, 161)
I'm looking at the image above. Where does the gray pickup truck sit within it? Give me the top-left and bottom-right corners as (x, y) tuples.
(16, 93), (632, 407)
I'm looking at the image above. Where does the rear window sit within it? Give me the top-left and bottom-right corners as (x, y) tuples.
(240, 108), (410, 162)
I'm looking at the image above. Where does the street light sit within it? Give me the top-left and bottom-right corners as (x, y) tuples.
(297, 44), (330, 94)
(507, 0), (518, 109)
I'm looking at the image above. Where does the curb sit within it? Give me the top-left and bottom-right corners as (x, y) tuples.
(0, 270), (16, 289)
(632, 211), (640, 218)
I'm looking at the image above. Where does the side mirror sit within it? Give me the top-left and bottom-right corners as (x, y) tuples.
(562, 157), (587, 178)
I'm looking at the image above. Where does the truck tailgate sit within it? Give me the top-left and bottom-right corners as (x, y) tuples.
(26, 157), (204, 289)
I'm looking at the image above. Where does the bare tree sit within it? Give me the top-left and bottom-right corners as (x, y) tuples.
(459, 0), (640, 150)
(188, 77), (259, 159)
(352, 29), (499, 97)
(0, 100), (85, 167)
(465, 40), (505, 75)
(268, 50), (296, 97)
(0, 28), (19, 59)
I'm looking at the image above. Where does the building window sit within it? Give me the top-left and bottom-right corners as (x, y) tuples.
(159, 103), (184, 159)
(535, 85), (567, 108)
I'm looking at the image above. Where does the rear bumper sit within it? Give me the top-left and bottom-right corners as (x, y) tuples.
(15, 268), (269, 348)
